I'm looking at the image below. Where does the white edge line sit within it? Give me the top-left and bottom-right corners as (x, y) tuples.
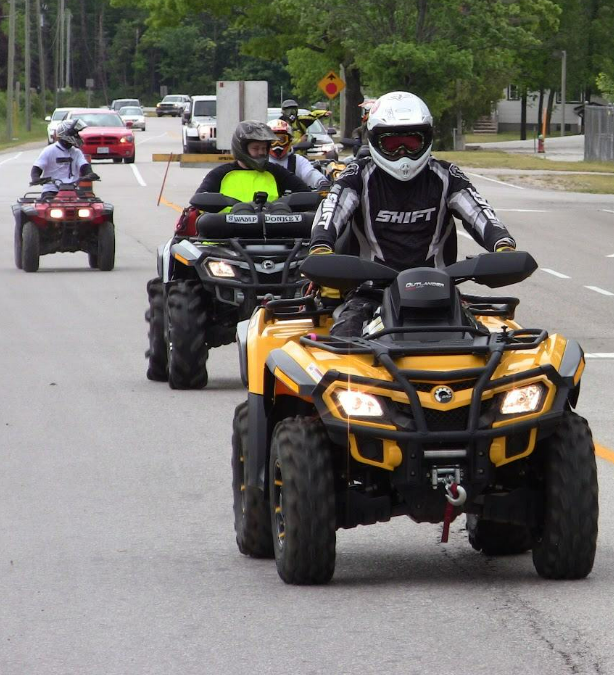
(607, 254), (614, 258)
(466, 172), (525, 190)
(130, 163), (147, 187)
(136, 132), (168, 146)
(497, 208), (549, 213)
(0, 152), (22, 166)
(585, 285), (614, 296)
(586, 354), (614, 358)
(601, 209), (614, 214)
(540, 268), (571, 279)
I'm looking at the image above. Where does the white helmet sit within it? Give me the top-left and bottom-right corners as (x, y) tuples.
(367, 91), (433, 181)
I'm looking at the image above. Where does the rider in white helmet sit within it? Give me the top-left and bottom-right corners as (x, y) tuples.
(309, 90), (516, 336)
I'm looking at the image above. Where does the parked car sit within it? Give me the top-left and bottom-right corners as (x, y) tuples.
(45, 107), (77, 144)
(110, 98), (141, 113)
(118, 106), (146, 131)
(156, 94), (191, 117)
(65, 108), (135, 163)
(267, 107), (339, 159)
(182, 95), (218, 153)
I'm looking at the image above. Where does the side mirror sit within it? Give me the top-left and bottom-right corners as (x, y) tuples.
(44, 115), (51, 122)
(327, 127), (337, 136)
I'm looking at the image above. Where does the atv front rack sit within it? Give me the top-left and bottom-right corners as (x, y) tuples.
(299, 325), (547, 357)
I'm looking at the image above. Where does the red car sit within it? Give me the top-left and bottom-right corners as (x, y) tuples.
(65, 108), (135, 163)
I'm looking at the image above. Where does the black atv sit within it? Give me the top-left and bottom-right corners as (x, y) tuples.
(145, 190), (322, 389)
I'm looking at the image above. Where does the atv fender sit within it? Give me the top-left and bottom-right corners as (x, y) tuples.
(159, 238), (174, 282)
(265, 349), (317, 397)
(555, 339), (584, 409)
(12, 205), (23, 232)
(237, 320), (249, 387)
(246, 392), (270, 492)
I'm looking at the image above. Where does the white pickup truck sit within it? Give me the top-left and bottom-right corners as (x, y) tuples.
(182, 95), (219, 153)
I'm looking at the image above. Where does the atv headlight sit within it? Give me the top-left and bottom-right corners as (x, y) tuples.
(500, 384), (544, 415)
(49, 208), (64, 219)
(78, 208), (92, 218)
(336, 389), (384, 417)
(207, 260), (236, 278)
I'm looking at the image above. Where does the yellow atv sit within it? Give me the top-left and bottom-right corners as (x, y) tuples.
(232, 252), (598, 585)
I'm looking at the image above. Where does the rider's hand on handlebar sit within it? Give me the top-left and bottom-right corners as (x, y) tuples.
(308, 245), (341, 300)
(81, 172), (101, 182)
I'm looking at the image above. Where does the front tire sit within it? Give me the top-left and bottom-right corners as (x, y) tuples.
(270, 417), (336, 584)
(232, 401), (274, 557)
(532, 412), (598, 579)
(467, 515), (532, 555)
(21, 222), (40, 272)
(166, 280), (209, 389)
(145, 277), (168, 382)
(97, 222), (115, 271)
(14, 222), (23, 269)
(124, 155), (135, 164)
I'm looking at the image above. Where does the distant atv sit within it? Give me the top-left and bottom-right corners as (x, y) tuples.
(145, 190), (322, 389)
(12, 176), (115, 272)
(232, 251), (598, 585)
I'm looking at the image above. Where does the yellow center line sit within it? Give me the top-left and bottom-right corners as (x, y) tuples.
(595, 443), (614, 464)
(159, 196), (183, 213)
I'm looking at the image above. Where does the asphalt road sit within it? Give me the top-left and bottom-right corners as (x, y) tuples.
(1, 117), (613, 675)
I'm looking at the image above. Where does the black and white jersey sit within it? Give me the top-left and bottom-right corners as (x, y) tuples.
(310, 156), (515, 271)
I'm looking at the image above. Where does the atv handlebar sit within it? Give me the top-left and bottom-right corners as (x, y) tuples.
(30, 174), (100, 187)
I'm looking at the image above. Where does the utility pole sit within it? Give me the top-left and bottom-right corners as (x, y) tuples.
(560, 49), (567, 138)
(65, 9), (71, 89)
(25, 0), (32, 132)
(58, 0), (65, 89)
(35, 0), (47, 116)
(54, 0), (60, 107)
(6, 0), (16, 141)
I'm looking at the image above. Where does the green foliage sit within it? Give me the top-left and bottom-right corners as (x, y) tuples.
(596, 72), (614, 102)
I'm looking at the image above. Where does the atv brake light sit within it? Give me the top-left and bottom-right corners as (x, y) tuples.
(78, 208), (92, 218)
(336, 390), (384, 417)
(500, 384), (544, 415)
(207, 260), (236, 277)
(49, 208), (64, 219)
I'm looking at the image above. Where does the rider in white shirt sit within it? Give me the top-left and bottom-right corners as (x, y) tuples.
(31, 119), (97, 196)
(267, 119), (330, 190)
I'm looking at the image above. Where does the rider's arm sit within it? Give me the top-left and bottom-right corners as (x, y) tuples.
(267, 162), (311, 194)
(30, 166), (43, 183)
(444, 162), (516, 251)
(294, 154), (330, 190)
(309, 164), (362, 252)
(195, 164), (229, 194)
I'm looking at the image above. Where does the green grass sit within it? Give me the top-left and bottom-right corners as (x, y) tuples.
(437, 150), (614, 173)
(0, 119), (48, 151)
(464, 132), (523, 143)
(464, 131), (580, 144)
(491, 173), (614, 194)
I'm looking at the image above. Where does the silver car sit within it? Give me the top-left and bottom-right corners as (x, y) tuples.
(45, 107), (77, 144)
(118, 106), (146, 131)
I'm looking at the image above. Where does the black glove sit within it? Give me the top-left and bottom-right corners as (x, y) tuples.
(81, 173), (101, 182)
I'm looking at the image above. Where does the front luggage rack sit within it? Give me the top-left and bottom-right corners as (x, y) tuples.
(300, 325), (548, 358)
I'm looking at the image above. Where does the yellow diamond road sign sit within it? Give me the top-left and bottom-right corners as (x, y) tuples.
(318, 70), (346, 99)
